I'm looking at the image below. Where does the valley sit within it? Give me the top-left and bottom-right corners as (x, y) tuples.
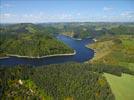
(1, 0), (134, 99)
(0, 22), (134, 100)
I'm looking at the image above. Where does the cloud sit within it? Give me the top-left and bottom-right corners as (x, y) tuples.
(77, 13), (81, 16)
(0, 3), (13, 8)
(102, 15), (108, 18)
(13, 12), (74, 23)
(21, 13), (44, 22)
(4, 3), (12, 7)
(121, 11), (134, 18)
(1, 11), (134, 23)
(22, 12), (73, 20)
(59, 13), (72, 19)
(0, 13), (14, 18)
(103, 7), (113, 11)
(87, 13), (134, 22)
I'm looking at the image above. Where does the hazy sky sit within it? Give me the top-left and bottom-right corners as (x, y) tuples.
(0, 0), (134, 23)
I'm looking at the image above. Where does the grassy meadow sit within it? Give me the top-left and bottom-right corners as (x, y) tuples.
(104, 73), (134, 100)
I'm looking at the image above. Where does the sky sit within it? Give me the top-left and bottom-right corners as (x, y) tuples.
(0, 0), (134, 23)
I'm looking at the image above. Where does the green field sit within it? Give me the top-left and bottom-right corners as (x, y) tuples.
(104, 73), (134, 100)
(88, 35), (134, 71)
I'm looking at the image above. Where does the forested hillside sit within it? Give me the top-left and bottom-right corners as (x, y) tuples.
(40, 22), (134, 39)
(0, 23), (73, 57)
(0, 63), (133, 100)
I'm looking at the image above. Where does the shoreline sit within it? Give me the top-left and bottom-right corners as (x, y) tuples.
(0, 50), (76, 59)
(60, 34), (93, 41)
(0, 56), (10, 59)
(84, 44), (96, 63)
(60, 34), (82, 40)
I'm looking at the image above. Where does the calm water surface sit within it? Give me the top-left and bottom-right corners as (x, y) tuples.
(0, 35), (94, 66)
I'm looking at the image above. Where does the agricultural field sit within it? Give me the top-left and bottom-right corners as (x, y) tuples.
(104, 73), (134, 100)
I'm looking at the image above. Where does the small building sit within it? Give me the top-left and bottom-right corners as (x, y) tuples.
(18, 79), (23, 85)
(93, 38), (97, 42)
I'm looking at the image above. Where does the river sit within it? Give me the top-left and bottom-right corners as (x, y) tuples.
(0, 34), (94, 66)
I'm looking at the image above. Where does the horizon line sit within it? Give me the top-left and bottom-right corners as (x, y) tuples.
(1, 21), (134, 24)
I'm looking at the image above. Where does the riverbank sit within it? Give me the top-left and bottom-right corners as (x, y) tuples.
(0, 50), (76, 59)
(86, 39), (114, 62)
(0, 56), (10, 59)
(0, 34), (94, 66)
(60, 34), (82, 40)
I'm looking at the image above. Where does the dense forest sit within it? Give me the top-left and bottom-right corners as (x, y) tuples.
(0, 62), (134, 100)
(0, 23), (73, 57)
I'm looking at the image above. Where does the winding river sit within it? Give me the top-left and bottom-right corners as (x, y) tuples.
(0, 34), (94, 66)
